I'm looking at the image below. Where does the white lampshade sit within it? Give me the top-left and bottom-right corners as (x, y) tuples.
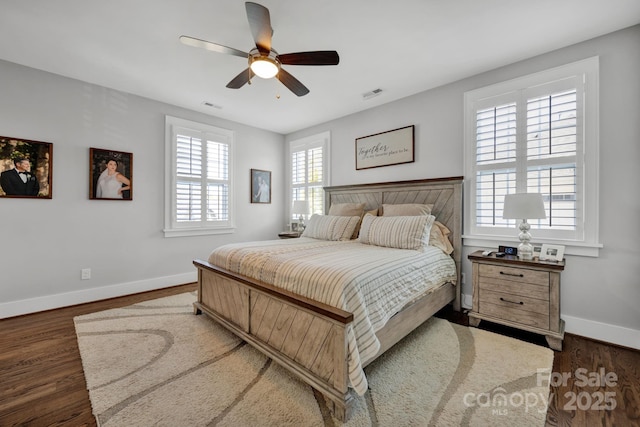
(292, 200), (308, 216)
(503, 193), (546, 220)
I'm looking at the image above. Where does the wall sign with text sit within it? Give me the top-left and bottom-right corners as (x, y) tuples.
(355, 125), (414, 170)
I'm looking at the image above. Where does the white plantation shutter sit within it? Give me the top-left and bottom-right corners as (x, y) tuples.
(165, 116), (234, 237)
(176, 134), (203, 222)
(475, 102), (517, 228)
(205, 140), (229, 221)
(526, 90), (578, 231)
(475, 169), (516, 227)
(465, 57), (600, 253)
(289, 132), (330, 221)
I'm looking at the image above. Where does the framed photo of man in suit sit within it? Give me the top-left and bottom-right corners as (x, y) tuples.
(0, 136), (53, 199)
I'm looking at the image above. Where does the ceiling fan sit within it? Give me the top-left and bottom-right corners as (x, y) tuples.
(180, 2), (340, 97)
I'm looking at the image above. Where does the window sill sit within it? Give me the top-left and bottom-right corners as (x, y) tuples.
(462, 235), (603, 257)
(163, 226), (236, 238)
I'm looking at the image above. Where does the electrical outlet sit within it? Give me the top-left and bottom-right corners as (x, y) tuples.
(461, 272), (466, 285)
(81, 268), (91, 280)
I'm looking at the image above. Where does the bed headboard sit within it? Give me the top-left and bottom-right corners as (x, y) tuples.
(324, 177), (464, 299)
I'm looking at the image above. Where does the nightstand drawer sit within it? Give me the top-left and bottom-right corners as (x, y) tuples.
(479, 289), (550, 330)
(479, 264), (549, 286)
(477, 277), (549, 301)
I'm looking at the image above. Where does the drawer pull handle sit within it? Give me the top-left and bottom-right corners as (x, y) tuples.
(499, 271), (524, 278)
(500, 297), (524, 305)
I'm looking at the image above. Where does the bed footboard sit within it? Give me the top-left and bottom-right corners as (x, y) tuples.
(193, 259), (356, 420)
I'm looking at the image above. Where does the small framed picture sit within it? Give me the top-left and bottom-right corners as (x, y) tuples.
(533, 245), (542, 258)
(90, 148), (133, 200)
(251, 169), (271, 204)
(540, 244), (565, 262)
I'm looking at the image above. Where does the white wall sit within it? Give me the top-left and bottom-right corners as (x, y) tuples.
(2, 26), (638, 349)
(287, 25), (640, 349)
(0, 60), (285, 317)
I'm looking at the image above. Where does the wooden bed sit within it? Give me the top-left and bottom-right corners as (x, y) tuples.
(192, 176), (463, 420)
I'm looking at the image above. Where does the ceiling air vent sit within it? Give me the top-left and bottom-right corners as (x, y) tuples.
(203, 101), (222, 109)
(362, 88), (383, 100)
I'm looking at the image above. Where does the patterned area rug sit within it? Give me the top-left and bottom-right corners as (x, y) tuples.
(74, 293), (553, 426)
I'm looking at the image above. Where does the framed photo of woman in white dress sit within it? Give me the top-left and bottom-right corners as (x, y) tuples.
(89, 148), (132, 200)
(251, 169), (271, 204)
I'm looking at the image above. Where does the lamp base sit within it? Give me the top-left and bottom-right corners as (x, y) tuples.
(518, 242), (534, 260)
(517, 219), (533, 260)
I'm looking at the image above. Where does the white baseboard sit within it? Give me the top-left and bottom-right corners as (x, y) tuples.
(459, 293), (638, 350)
(563, 314), (640, 350)
(0, 272), (197, 319)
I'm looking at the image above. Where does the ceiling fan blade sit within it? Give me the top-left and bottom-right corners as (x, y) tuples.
(276, 68), (310, 97)
(278, 51), (340, 66)
(245, 2), (272, 54)
(226, 68), (254, 89)
(179, 35), (248, 59)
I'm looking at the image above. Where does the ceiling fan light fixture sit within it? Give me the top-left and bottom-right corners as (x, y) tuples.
(249, 48), (280, 79)
(250, 58), (279, 78)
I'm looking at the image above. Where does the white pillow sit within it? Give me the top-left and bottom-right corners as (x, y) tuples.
(358, 214), (435, 250)
(301, 215), (361, 241)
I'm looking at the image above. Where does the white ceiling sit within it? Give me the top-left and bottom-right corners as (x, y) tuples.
(1, 1), (639, 134)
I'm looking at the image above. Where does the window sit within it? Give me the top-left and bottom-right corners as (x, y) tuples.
(464, 57), (601, 256)
(164, 116), (235, 237)
(288, 131), (330, 222)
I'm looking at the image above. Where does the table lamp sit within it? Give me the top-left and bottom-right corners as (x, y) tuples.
(503, 193), (546, 260)
(291, 200), (308, 232)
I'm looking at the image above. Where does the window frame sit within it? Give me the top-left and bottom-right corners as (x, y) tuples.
(164, 116), (235, 238)
(287, 131), (331, 223)
(463, 57), (601, 256)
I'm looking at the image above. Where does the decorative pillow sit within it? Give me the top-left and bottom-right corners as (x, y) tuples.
(382, 203), (434, 216)
(329, 203), (371, 239)
(358, 214), (435, 250)
(429, 221), (454, 254)
(301, 215), (361, 241)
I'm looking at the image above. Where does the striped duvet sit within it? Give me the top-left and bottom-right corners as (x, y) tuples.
(208, 237), (457, 395)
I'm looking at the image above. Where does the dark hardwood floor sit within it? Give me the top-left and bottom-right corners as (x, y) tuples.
(436, 306), (640, 427)
(0, 283), (197, 427)
(1, 285), (638, 426)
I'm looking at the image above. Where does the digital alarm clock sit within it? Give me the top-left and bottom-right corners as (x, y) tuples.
(498, 245), (518, 256)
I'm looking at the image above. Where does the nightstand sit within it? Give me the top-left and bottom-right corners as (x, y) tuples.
(278, 231), (301, 239)
(467, 250), (565, 351)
